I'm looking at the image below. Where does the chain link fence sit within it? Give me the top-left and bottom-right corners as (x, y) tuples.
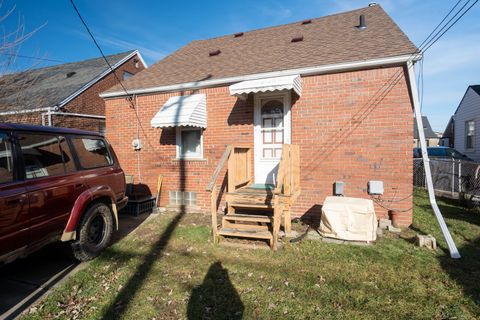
(413, 158), (480, 202)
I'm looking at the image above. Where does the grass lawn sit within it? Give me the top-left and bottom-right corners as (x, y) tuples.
(21, 188), (480, 319)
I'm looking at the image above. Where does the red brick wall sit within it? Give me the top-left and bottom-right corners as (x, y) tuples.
(105, 65), (414, 226)
(0, 54), (145, 132)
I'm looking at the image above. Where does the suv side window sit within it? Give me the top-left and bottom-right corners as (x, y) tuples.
(18, 133), (75, 179)
(428, 148), (445, 157)
(0, 132), (14, 184)
(70, 137), (112, 169)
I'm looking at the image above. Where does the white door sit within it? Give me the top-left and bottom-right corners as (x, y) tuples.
(254, 92), (291, 185)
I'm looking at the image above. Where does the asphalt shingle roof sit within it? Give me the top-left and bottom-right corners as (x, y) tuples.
(470, 85), (480, 96)
(106, 4), (416, 95)
(0, 51), (134, 112)
(414, 116), (437, 139)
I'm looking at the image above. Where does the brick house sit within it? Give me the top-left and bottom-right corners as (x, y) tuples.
(0, 50), (146, 133)
(102, 5), (418, 227)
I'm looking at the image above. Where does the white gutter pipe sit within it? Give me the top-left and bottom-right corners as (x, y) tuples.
(407, 59), (460, 259)
(47, 111), (106, 119)
(0, 107), (49, 116)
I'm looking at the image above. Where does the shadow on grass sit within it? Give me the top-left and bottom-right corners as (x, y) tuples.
(415, 192), (480, 309)
(101, 208), (186, 319)
(416, 202), (480, 226)
(101, 91), (190, 319)
(439, 237), (480, 309)
(187, 261), (244, 319)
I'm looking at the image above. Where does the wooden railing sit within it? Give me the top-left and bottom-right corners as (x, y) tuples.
(274, 144), (300, 196)
(206, 146), (232, 240)
(206, 145), (252, 240)
(273, 144), (301, 233)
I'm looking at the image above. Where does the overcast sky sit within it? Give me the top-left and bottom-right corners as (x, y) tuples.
(3, 0), (480, 132)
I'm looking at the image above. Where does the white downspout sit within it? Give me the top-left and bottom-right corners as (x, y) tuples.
(47, 107), (53, 126)
(407, 59), (461, 259)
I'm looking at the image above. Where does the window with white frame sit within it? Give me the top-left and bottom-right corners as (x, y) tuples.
(466, 120), (475, 149)
(176, 127), (203, 159)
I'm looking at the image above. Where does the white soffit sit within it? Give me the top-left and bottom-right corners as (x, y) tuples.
(151, 94), (207, 128)
(229, 74), (302, 98)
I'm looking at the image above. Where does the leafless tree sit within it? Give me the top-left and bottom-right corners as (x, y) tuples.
(0, 1), (44, 75)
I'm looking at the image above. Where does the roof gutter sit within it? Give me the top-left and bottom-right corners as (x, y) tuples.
(100, 53), (421, 99)
(58, 50), (147, 109)
(0, 107), (50, 116)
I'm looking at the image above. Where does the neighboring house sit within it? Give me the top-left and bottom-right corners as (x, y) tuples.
(413, 116), (438, 147)
(444, 85), (480, 161)
(440, 116), (454, 147)
(101, 5), (418, 226)
(0, 50), (146, 133)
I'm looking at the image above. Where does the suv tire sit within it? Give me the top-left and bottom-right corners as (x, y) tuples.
(71, 202), (114, 261)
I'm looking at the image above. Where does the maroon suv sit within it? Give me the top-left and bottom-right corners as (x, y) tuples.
(0, 123), (127, 264)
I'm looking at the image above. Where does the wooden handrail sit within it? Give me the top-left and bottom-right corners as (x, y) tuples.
(206, 145), (233, 192)
(274, 144), (300, 196)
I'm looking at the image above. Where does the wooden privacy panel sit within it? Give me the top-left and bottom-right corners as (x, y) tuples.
(228, 147), (252, 192)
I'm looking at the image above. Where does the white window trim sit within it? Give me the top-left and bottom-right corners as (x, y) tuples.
(465, 120), (475, 150)
(176, 127), (204, 160)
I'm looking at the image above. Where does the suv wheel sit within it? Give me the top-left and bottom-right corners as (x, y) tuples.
(71, 202), (114, 261)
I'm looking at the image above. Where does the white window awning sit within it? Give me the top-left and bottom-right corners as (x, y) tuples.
(151, 94), (207, 128)
(229, 74), (302, 98)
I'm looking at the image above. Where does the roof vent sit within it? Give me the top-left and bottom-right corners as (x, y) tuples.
(291, 35), (304, 43)
(356, 15), (367, 30)
(209, 49), (221, 56)
(368, 2), (378, 6)
(66, 71), (76, 78)
(234, 32), (244, 37)
(301, 19), (312, 25)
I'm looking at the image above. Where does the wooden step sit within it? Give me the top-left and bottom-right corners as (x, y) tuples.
(222, 214), (273, 223)
(218, 228), (273, 240)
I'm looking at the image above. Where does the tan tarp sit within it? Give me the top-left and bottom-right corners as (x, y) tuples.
(319, 196), (377, 242)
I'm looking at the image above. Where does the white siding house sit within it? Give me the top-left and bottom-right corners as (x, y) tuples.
(452, 86), (480, 161)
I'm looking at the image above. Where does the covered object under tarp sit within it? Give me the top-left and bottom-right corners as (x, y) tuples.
(319, 196), (377, 242)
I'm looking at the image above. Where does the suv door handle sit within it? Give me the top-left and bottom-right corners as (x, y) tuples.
(7, 198), (24, 205)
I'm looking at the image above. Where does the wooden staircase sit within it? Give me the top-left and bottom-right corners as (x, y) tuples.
(206, 144), (300, 250)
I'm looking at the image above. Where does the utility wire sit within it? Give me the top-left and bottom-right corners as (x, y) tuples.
(0, 52), (65, 63)
(69, 0), (131, 98)
(69, 0), (155, 149)
(307, 0), (478, 170)
(415, 0), (463, 50)
(421, 0), (478, 53)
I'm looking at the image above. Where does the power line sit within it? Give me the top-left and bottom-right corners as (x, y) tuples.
(307, 0), (478, 170)
(0, 52), (65, 63)
(421, 0), (478, 53)
(69, 0), (155, 149)
(69, 0), (131, 98)
(415, 0), (463, 50)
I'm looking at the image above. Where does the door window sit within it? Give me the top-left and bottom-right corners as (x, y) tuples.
(18, 133), (73, 179)
(70, 137), (112, 169)
(0, 132), (14, 184)
(261, 99), (284, 159)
